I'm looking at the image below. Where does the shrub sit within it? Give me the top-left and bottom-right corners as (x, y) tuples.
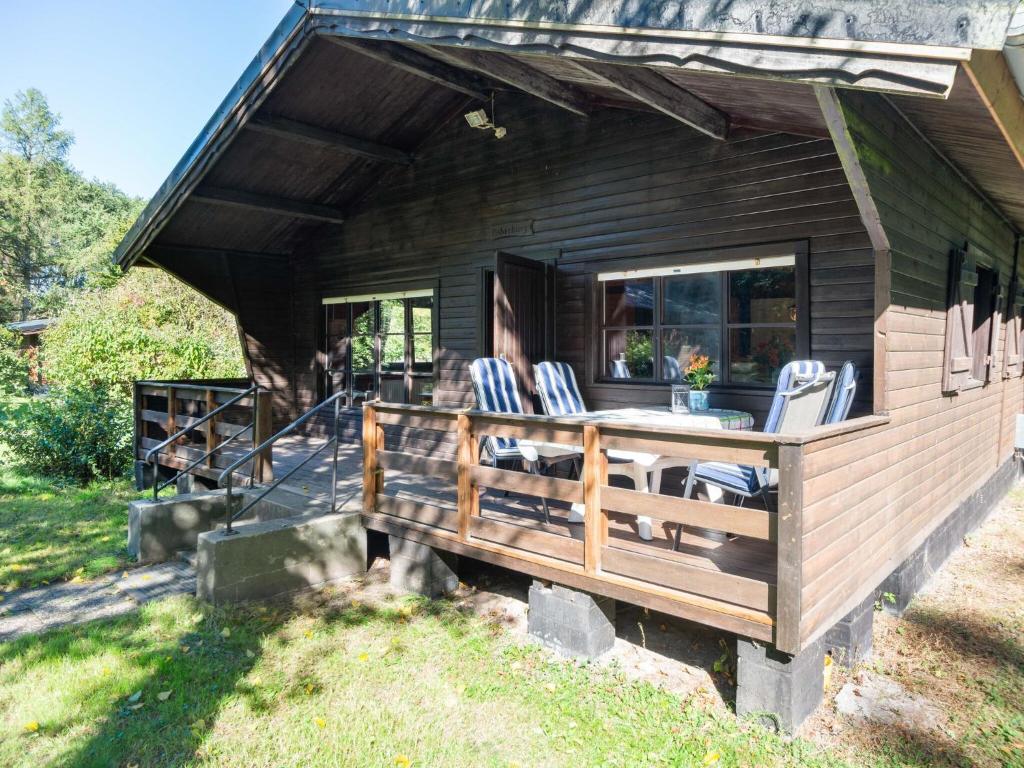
(43, 269), (246, 399)
(0, 326), (29, 397)
(0, 386), (133, 483)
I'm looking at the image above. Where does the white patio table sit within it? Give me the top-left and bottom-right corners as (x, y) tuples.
(520, 406), (755, 540)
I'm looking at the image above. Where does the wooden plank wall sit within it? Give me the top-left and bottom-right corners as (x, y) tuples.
(301, 94), (874, 425)
(798, 90), (1023, 647)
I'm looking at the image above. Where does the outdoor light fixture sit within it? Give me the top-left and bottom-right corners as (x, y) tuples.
(463, 96), (506, 139)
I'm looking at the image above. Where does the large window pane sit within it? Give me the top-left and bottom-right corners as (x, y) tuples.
(410, 297), (433, 333)
(663, 273), (721, 325)
(729, 327), (797, 385)
(351, 302), (374, 373)
(661, 328), (721, 381)
(605, 329), (654, 378)
(604, 279), (654, 326)
(412, 334), (433, 372)
(729, 267), (796, 324)
(381, 335), (405, 372)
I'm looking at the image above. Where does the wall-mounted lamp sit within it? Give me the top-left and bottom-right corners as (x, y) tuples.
(464, 103), (506, 139)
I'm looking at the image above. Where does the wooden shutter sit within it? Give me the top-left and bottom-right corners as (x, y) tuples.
(984, 269), (1003, 383)
(1003, 265), (1024, 378)
(941, 245), (977, 394)
(492, 252), (553, 412)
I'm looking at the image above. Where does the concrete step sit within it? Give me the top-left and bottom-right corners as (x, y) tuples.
(177, 549), (198, 568)
(266, 485), (331, 515)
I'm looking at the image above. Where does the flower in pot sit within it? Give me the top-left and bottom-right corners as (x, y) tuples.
(684, 353), (715, 411)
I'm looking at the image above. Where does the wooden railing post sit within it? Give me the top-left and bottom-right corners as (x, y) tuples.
(775, 443), (804, 654)
(253, 390), (274, 483)
(362, 403), (379, 515)
(583, 424), (603, 576)
(456, 413), (479, 540)
(205, 388), (219, 469)
(166, 386), (177, 459)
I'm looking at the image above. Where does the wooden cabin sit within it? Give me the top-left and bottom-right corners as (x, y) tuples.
(117, 0), (1024, 727)
(5, 318), (52, 387)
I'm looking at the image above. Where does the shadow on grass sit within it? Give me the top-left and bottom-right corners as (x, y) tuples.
(844, 719), (982, 768)
(1, 588), (467, 768)
(902, 605), (1024, 677)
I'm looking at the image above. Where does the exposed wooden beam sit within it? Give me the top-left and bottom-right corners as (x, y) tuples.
(325, 37), (491, 101)
(191, 186), (346, 224)
(568, 60), (727, 140)
(427, 47), (590, 117)
(145, 244), (291, 263)
(247, 115), (413, 165)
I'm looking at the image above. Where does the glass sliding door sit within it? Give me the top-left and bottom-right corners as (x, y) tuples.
(321, 290), (435, 406)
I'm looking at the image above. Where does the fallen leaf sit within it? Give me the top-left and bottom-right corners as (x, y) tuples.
(157, 691), (172, 702)
(305, 683), (315, 695)
(127, 691), (142, 704)
(128, 703), (144, 711)
(358, 652), (370, 663)
(544, 682), (557, 693)
(180, 645), (190, 654)
(245, 649), (255, 659)
(314, 717), (327, 729)
(304, 630), (314, 639)
(702, 751), (721, 766)
(23, 721), (39, 733)
(394, 756), (411, 767)
(220, 627), (231, 638)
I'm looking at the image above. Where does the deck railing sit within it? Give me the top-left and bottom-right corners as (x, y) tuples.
(361, 402), (889, 653)
(133, 379), (274, 487)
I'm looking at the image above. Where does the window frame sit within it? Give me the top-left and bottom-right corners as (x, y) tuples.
(320, 284), (439, 406)
(942, 243), (1004, 394)
(590, 242), (809, 389)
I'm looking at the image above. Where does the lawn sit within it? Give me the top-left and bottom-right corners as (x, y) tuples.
(0, 590), (854, 768)
(0, 467), (138, 592)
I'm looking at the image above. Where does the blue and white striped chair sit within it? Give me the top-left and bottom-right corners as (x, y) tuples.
(470, 357), (576, 522)
(610, 359), (631, 378)
(663, 355), (684, 381)
(470, 357), (529, 464)
(676, 360), (834, 547)
(534, 361), (586, 417)
(824, 361), (857, 424)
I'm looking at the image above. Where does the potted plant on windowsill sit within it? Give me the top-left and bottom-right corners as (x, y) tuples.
(685, 353), (715, 411)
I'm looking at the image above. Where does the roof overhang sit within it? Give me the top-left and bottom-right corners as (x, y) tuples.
(114, 0), (1024, 270)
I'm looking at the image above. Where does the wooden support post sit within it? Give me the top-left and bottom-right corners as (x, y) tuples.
(583, 425), (603, 576)
(205, 388), (219, 468)
(599, 453), (609, 548)
(363, 403), (380, 515)
(132, 382), (141, 461)
(166, 386), (177, 458)
(253, 390), (274, 483)
(775, 443), (804, 654)
(456, 413), (476, 540)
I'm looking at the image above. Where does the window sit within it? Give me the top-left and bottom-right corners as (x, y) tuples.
(322, 290), (436, 406)
(599, 255), (802, 387)
(942, 245), (1003, 393)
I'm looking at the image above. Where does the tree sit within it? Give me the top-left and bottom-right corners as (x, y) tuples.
(0, 89), (141, 322)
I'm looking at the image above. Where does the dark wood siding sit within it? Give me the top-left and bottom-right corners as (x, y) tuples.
(301, 95), (873, 425)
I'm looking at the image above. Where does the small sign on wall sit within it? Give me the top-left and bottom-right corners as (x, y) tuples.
(490, 220), (534, 239)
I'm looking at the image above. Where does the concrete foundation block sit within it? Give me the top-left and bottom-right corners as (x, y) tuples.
(824, 593), (874, 668)
(736, 636), (825, 733)
(197, 512), (367, 604)
(388, 535), (459, 598)
(527, 580), (616, 659)
(128, 490), (252, 563)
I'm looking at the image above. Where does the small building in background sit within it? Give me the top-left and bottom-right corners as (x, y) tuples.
(5, 318), (54, 387)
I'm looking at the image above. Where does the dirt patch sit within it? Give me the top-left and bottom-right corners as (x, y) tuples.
(807, 484), (1024, 766)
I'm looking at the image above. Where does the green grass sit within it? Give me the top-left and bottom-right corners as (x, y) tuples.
(0, 592), (857, 768)
(0, 466), (138, 592)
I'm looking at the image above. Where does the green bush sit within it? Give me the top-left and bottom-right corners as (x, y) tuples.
(43, 269), (246, 399)
(0, 326), (29, 396)
(0, 386), (133, 483)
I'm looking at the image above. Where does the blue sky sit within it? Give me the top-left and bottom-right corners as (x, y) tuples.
(0, 0), (295, 199)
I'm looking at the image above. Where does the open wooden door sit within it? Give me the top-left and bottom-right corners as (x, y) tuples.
(492, 252), (553, 412)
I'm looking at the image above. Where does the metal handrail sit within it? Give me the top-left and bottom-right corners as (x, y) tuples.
(145, 384), (259, 500)
(219, 392), (345, 534)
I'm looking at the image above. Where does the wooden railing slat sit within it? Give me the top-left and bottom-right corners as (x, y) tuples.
(379, 449), (458, 482)
(601, 485), (774, 541)
(469, 464), (583, 504)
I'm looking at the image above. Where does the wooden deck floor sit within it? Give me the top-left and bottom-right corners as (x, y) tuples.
(270, 436), (777, 593)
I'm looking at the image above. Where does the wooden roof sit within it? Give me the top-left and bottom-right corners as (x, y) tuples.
(116, 2), (1024, 269)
